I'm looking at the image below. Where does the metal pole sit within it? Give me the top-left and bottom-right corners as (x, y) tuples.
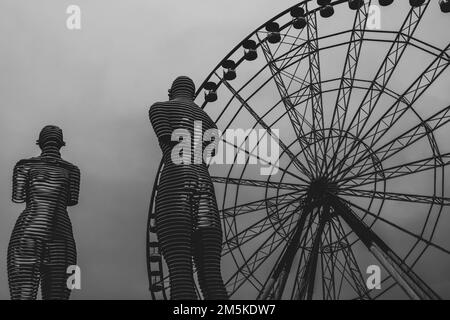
(296, 206), (329, 300)
(259, 200), (311, 300)
(330, 196), (440, 300)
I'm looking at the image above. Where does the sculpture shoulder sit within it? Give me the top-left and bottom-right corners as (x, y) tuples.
(17, 157), (79, 174)
(149, 102), (171, 121)
(149, 100), (217, 129)
(150, 100), (196, 112)
(149, 100), (200, 121)
(58, 159), (80, 174)
(15, 157), (40, 168)
(149, 102), (164, 113)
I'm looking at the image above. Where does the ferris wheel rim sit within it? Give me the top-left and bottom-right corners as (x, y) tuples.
(148, 0), (450, 300)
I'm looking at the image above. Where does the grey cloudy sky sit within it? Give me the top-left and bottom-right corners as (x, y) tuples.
(0, 0), (295, 300)
(0, 0), (449, 299)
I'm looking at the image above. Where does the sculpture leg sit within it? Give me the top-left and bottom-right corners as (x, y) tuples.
(41, 239), (77, 300)
(192, 227), (228, 300)
(192, 185), (228, 300)
(7, 238), (42, 300)
(156, 191), (198, 300)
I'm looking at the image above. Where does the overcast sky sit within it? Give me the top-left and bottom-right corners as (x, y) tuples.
(0, 0), (449, 300)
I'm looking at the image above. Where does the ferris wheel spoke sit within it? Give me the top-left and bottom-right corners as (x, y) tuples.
(334, 44), (450, 181)
(328, 1), (371, 133)
(270, 77), (369, 130)
(339, 151), (450, 188)
(325, 217), (372, 300)
(338, 188), (450, 206)
(278, 69), (310, 89)
(319, 221), (339, 299)
(305, 9), (326, 177)
(219, 134), (309, 183)
(329, 2), (431, 176)
(264, 78), (402, 161)
(261, 199), (327, 300)
(220, 79), (314, 180)
(341, 197), (450, 256)
(212, 176), (308, 191)
(330, 196), (441, 300)
(258, 201), (313, 300)
(223, 195), (305, 257)
(260, 34), (320, 152)
(221, 189), (304, 218)
(258, 37), (319, 172)
(323, 1), (372, 176)
(294, 205), (329, 300)
(290, 206), (322, 299)
(316, 218), (369, 300)
(224, 209), (302, 297)
(360, 44), (449, 148)
(336, 104), (450, 182)
(223, 206), (298, 258)
(347, 1), (431, 137)
(259, 196), (333, 300)
(305, 8), (324, 129)
(209, 32), (353, 127)
(322, 242), (368, 300)
(222, 192), (302, 245)
(320, 223), (348, 300)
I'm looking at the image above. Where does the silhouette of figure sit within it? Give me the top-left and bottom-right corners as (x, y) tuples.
(7, 125), (80, 300)
(149, 76), (228, 300)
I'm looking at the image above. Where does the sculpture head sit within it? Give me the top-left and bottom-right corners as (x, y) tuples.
(36, 125), (66, 150)
(168, 76), (195, 101)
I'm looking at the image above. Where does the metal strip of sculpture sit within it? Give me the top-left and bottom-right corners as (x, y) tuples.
(149, 76), (228, 300)
(7, 125), (80, 300)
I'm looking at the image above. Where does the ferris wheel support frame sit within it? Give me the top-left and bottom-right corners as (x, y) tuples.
(331, 197), (441, 300)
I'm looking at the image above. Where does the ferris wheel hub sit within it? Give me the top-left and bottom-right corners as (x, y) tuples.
(308, 177), (338, 200)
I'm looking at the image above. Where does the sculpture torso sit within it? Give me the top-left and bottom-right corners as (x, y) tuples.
(149, 98), (217, 168)
(12, 156), (80, 241)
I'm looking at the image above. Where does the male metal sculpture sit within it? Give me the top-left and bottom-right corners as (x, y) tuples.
(8, 125), (80, 300)
(149, 76), (228, 300)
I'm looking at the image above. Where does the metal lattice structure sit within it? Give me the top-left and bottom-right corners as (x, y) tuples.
(8, 125), (80, 300)
(148, 0), (450, 300)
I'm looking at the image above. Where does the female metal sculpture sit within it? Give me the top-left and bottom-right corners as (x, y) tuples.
(149, 76), (228, 300)
(7, 125), (80, 300)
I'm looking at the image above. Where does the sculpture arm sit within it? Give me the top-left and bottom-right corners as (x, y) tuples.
(67, 166), (81, 207)
(149, 103), (173, 145)
(12, 161), (28, 203)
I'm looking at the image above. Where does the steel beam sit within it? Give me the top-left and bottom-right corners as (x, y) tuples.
(330, 196), (441, 300)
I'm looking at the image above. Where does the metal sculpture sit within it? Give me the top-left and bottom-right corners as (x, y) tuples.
(148, 76), (228, 300)
(8, 125), (80, 300)
(149, 1), (450, 300)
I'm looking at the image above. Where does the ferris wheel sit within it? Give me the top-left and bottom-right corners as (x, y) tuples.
(147, 0), (450, 300)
